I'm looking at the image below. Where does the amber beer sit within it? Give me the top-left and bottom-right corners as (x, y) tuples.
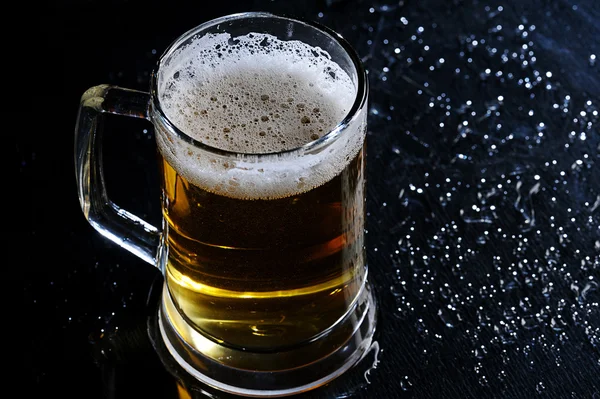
(154, 31), (367, 351)
(159, 145), (365, 350)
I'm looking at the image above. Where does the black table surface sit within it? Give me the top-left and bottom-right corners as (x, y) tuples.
(23, 0), (599, 398)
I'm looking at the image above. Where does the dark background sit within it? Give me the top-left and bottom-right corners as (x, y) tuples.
(22, 0), (599, 398)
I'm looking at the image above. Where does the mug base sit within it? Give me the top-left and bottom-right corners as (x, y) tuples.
(150, 280), (377, 397)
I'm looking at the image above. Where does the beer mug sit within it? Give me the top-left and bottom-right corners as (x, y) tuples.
(75, 12), (376, 396)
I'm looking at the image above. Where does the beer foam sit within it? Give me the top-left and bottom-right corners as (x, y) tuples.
(155, 32), (366, 199)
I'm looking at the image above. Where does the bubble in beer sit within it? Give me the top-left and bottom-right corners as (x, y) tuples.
(156, 32), (365, 200)
(159, 32), (355, 154)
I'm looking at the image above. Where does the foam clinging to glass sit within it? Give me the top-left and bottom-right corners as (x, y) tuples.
(155, 32), (366, 200)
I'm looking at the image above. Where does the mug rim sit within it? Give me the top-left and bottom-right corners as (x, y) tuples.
(149, 11), (368, 159)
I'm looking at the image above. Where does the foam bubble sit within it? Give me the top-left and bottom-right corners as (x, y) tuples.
(155, 32), (366, 200)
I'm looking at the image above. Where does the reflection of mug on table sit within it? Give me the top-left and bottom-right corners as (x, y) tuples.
(75, 12), (376, 396)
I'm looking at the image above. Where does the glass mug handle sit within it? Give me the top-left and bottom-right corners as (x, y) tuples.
(74, 84), (160, 266)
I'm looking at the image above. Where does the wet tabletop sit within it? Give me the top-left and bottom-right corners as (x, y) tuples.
(23, 0), (598, 398)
